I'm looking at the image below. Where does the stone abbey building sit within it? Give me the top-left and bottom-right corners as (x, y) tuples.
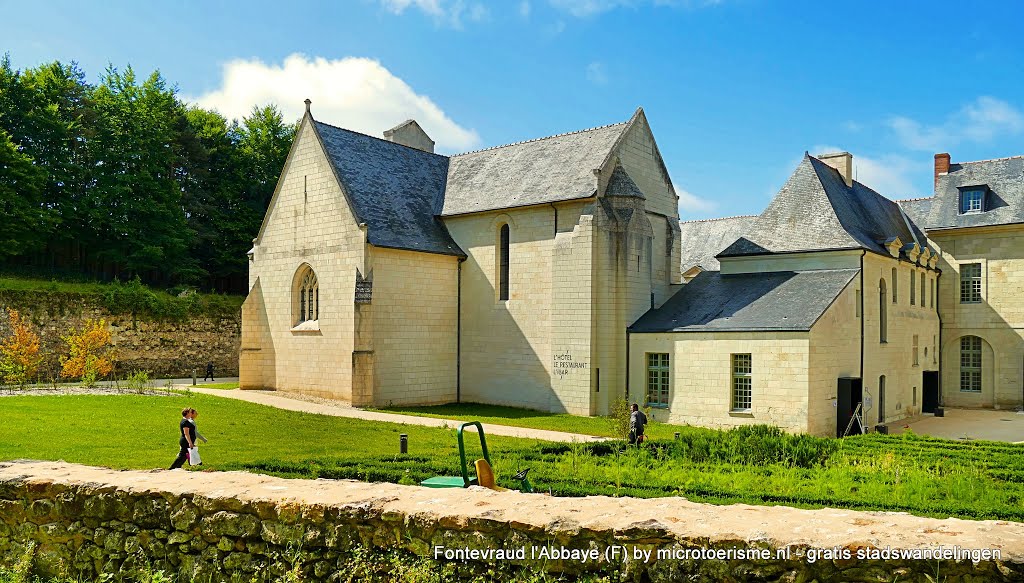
(241, 101), (1023, 436)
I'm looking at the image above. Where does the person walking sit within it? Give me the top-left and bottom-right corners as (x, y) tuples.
(169, 408), (198, 470)
(203, 361), (214, 382)
(628, 403), (648, 445)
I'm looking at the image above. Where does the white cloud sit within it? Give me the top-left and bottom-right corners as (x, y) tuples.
(888, 96), (1024, 151)
(813, 145), (926, 199)
(519, 0), (532, 17)
(190, 54), (480, 152)
(585, 62), (608, 85)
(674, 184), (717, 214)
(378, 0), (488, 28)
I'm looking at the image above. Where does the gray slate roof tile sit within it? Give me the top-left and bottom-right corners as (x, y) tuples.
(720, 155), (924, 257)
(629, 269), (858, 333)
(442, 122), (629, 216)
(313, 120), (464, 257)
(679, 215), (756, 272)
(901, 156), (1024, 230)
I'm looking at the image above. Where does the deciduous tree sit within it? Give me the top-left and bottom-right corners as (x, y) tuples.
(60, 319), (116, 386)
(0, 308), (44, 389)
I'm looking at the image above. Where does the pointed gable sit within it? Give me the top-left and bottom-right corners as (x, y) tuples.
(312, 120), (464, 257)
(720, 155), (924, 258)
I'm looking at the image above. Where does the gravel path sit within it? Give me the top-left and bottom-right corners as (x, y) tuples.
(183, 386), (607, 443)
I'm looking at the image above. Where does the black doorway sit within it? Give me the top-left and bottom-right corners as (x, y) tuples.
(837, 377), (863, 437)
(923, 371), (940, 414)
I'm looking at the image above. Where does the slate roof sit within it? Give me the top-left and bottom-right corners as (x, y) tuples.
(719, 155), (925, 258)
(442, 122), (630, 216)
(679, 215), (756, 272)
(629, 269), (858, 333)
(313, 120), (464, 257)
(899, 155), (1024, 231)
(605, 165), (645, 198)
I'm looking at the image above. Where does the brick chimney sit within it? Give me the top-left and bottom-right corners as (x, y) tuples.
(817, 152), (853, 187)
(934, 153), (951, 190)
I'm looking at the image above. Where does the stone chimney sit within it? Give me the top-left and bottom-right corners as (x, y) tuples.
(817, 152), (853, 187)
(934, 153), (951, 190)
(383, 120), (435, 153)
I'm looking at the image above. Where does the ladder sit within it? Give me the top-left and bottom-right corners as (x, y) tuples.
(842, 402), (866, 437)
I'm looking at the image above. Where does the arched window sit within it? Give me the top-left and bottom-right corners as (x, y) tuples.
(296, 266), (319, 324)
(879, 278), (887, 343)
(891, 267), (897, 303)
(960, 336), (982, 392)
(498, 224), (510, 301)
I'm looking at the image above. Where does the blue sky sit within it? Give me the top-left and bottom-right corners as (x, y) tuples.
(4, 0), (1024, 219)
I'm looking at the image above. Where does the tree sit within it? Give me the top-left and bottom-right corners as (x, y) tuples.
(60, 318), (116, 386)
(0, 308), (44, 389)
(0, 130), (50, 258)
(238, 104), (296, 212)
(87, 66), (197, 283)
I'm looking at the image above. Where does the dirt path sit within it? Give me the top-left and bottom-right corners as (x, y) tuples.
(184, 386), (608, 443)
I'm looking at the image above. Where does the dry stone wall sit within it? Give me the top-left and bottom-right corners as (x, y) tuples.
(1, 461), (1023, 582)
(0, 290), (240, 379)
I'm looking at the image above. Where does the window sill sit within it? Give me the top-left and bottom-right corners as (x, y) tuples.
(646, 403), (669, 409)
(291, 320), (321, 334)
(729, 410), (753, 417)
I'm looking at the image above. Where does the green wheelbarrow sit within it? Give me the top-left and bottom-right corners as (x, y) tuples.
(420, 421), (533, 492)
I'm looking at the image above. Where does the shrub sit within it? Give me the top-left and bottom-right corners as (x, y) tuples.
(59, 319), (116, 386)
(0, 308), (44, 389)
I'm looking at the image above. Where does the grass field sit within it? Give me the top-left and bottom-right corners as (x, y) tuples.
(3, 394), (1024, 522)
(193, 382), (240, 390)
(369, 402), (684, 439)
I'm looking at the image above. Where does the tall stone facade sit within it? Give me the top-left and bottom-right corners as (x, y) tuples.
(241, 106), (680, 416)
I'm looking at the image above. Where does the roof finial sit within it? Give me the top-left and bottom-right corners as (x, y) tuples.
(304, 98), (312, 115)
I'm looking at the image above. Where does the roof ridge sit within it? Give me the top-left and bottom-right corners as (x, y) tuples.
(957, 154), (1024, 165)
(312, 119), (449, 159)
(679, 214), (757, 224)
(897, 196), (934, 202)
(451, 120), (628, 157)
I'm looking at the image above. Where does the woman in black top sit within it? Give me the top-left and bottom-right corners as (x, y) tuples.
(169, 408), (197, 470)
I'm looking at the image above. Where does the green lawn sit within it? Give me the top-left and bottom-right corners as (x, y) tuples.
(193, 382), (240, 390)
(4, 394), (1024, 522)
(369, 402), (685, 439)
(0, 393), (532, 472)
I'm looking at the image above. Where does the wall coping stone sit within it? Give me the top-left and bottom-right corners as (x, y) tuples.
(2, 460), (1023, 579)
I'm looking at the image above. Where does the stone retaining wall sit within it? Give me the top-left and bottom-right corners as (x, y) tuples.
(1, 460), (1023, 582)
(0, 290), (240, 379)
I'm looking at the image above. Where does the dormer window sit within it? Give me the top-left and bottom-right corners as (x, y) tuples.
(959, 187), (986, 214)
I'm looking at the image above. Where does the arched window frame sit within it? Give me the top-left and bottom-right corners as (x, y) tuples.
(294, 265), (319, 326)
(498, 223), (510, 301)
(879, 278), (887, 343)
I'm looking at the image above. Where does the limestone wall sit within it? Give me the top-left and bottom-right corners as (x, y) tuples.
(627, 331), (812, 432)
(2, 461), (1022, 582)
(930, 228), (1024, 409)
(0, 290), (240, 379)
(243, 119), (368, 399)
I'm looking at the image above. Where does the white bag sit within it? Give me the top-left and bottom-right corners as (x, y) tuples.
(187, 447), (202, 466)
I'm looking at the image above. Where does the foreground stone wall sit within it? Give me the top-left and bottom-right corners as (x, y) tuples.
(0, 290), (240, 379)
(1, 461), (1023, 582)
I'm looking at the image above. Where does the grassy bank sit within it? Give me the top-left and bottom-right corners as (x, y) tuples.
(0, 275), (242, 320)
(2, 394), (1023, 521)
